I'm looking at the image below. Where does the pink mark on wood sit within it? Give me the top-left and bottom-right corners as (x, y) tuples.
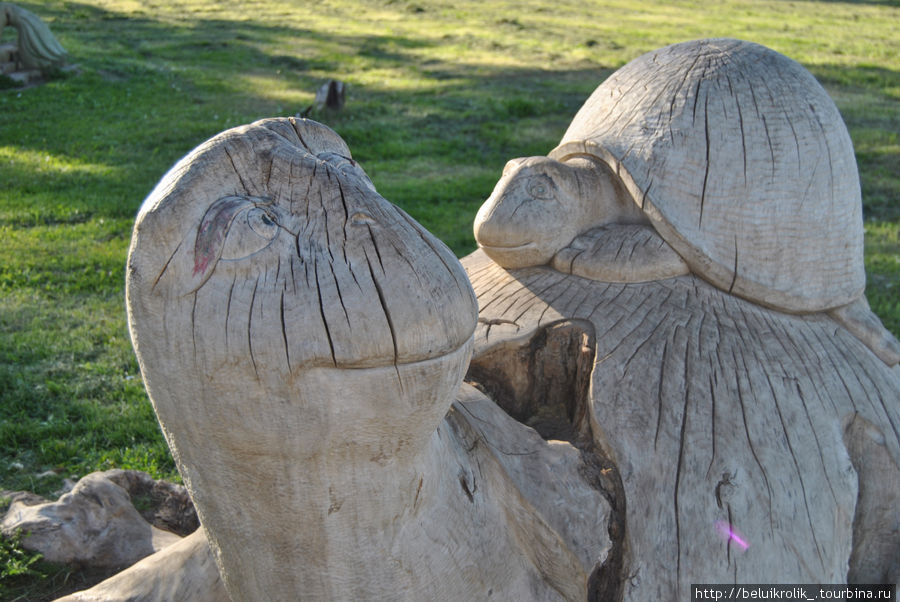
(715, 520), (749, 551)
(193, 197), (249, 277)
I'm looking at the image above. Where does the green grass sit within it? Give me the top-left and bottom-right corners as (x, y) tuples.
(0, 0), (898, 595)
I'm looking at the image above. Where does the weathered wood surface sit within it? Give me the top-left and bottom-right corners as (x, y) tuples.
(56, 530), (226, 602)
(464, 249), (900, 599)
(57, 386), (616, 601)
(126, 117), (611, 600)
(474, 155), (646, 269)
(552, 38), (864, 312)
(55, 385), (616, 601)
(551, 225), (689, 283)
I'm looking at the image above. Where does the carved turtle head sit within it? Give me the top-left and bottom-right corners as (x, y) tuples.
(474, 155), (646, 268)
(127, 118), (478, 465)
(551, 38), (865, 313)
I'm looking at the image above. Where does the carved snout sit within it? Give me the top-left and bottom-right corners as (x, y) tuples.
(474, 157), (584, 268)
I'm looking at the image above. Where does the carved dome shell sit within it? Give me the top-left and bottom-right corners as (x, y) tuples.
(550, 38), (864, 313)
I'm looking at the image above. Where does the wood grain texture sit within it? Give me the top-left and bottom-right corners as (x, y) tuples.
(129, 117), (477, 373)
(474, 156), (645, 269)
(56, 530), (226, 602)
(550, 38), (864, 312)
(464, 249), (900, 599)
(552, 224), (689, 283)
(57, 387), (616, 601)
(829, 297), (900, 366)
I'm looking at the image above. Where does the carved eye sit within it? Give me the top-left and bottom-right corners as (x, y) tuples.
(220, 207), (280, 260)
(527, 176), (554, 200)
(247, 208), (279, 239)
(194, 196), (282, 279)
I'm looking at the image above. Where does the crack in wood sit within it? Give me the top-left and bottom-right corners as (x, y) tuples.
(764, 370), (827, 571)
(725, 74), (749, 188)
(672, 320), (692, 590)
(700, 90), (711, 228)
(364, 251), (398, 367)
(151, 239), (183, 291)
(224, 145), (253, 194)
(280, 289), (291, 373)
(313, 254), (337, 367)
(191, 291), (198, 357)
(247, 276), (261, 381)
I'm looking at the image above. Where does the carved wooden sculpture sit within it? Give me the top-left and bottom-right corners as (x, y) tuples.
(474, 38), (899, 365)
(126, 117), (611, 600)
(469, 38), (900, 599)
(0, 3), (67, 72)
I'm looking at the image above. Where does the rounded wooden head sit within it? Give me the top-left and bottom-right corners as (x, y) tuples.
(126, 117), (479, 465)
(474, 157), (602, 268)
(551, 38), (865, 312)
(128, 117), (477, 374)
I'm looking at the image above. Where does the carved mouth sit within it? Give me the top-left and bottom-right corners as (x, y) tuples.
(478, 242), (536, 252)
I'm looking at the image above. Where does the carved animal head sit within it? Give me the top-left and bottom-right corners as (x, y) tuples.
(474, 155), (645, 268)
(126, 118), (478, 462)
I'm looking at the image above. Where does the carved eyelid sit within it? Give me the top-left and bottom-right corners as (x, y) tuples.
(193, 195), (281, 279)
(527, 175), (555, 200)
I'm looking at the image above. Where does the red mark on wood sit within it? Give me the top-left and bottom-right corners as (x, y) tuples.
(193, 197), (248, 277)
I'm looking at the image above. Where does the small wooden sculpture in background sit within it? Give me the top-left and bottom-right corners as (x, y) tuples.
(0, 3), (67, 76)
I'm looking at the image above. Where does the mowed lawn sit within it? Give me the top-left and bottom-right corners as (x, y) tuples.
(0, 0), (897, 592)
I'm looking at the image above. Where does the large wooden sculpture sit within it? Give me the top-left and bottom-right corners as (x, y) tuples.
(469, 38), (900, 599)
(125, 117), (611, 600)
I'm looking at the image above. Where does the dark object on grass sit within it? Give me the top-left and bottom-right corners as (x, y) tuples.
(299, 79), (345, 116)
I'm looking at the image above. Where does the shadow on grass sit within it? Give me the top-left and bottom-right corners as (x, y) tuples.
(0, 2), (613, 235)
